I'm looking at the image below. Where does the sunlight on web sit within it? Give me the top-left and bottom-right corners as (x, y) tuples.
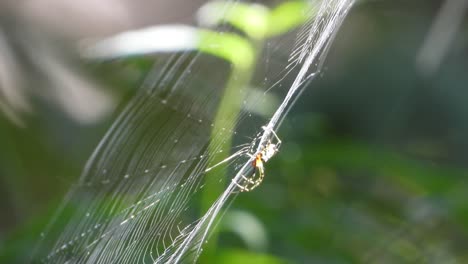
(32, 0), (355, 263)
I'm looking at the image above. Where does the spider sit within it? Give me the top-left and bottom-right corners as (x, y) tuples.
(233, 126), (282, 192)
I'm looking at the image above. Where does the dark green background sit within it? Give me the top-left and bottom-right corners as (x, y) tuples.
(2, 1), (468, 263)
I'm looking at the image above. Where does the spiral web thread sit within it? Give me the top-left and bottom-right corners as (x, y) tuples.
(32, 0), (355, 263)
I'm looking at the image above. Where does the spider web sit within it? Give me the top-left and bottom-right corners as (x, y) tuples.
(31, 0), (355, 263)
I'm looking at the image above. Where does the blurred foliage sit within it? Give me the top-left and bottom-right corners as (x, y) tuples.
(2, 0), (468, 263)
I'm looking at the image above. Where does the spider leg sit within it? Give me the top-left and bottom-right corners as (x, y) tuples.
(241, 162), (264, 192)
(204, 148), (249, 172)
(233, 164), (262, 192)
(241, 172), (256, 184)
(232, 178), (249, 192)
(269, 128), (282, 147)
(251, 163), (265, 189)
(262, 126), (282, 147)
